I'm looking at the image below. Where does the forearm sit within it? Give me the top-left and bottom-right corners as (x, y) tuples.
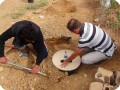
(35, 52), (46, 65)
(35, 58), (43, 65)
(66, 48), (83, 62)
(0, 40), (5, 57)
(33, 43), (47, 65)
(0, 27), (13, 57)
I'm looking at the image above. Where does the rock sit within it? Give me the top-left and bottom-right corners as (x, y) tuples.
(104, 76), (110, 84)
(94, 18), (100, 22)
(89, 82), (103, 90)
(57, 76), (63, 82)
(95, 67), (113, 82)
(39, 15), (44, 19)
(115, 71), (120, 85)
(100, 0), (111, 8)
(96, 72), (102, 78)
(103, 83), (115, 90)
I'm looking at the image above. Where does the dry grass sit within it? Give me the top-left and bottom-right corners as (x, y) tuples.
(11, 9), (25, 19)
(11, 0), (48, 19)
(26, 0), (48, 10)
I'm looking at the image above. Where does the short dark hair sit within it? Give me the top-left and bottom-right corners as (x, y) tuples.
(67, 18), (81, 31)
(19, 26), (37, 41)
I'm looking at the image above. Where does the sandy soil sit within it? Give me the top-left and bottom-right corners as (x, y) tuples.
(0, 0), (120, 90)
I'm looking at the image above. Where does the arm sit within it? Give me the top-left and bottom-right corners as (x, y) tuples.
(0, 27), (14, 63)
(31, 42), (47, 74)
(32, 42), (47, 65)
(31, 31), (47, 73)
(60, 48), (84, 68)
(32, 32), (47, 64)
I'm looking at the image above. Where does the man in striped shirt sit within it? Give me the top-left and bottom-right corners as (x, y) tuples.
(61, 18), (116, 67)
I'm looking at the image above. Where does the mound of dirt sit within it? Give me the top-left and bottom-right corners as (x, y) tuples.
(41, 0), (76, 15)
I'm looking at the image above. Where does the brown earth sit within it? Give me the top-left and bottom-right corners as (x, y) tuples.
(0, 0), (120, 90)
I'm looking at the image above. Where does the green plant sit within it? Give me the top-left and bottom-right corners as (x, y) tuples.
(116, 11), (120, 21)
(106, 21), (120, 30)
(117, 16), (120, 21)
(111, 0), (119, 9)
(117, 11), (120, 15)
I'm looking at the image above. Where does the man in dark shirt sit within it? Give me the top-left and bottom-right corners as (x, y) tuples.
(0, 20), (48, 74)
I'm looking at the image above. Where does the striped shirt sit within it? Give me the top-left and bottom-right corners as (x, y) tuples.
(78, 22), (116, 57)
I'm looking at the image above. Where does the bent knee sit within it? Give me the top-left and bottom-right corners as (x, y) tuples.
(81, 56), (94, 64)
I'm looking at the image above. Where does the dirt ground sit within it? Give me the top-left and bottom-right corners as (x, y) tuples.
(0, 0), (120, 90)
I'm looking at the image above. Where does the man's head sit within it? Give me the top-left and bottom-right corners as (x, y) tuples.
(19, 26), (37, 42)
(67, 18), (81, 34)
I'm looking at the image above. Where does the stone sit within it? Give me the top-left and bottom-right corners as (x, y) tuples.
(89, 82), (103, 90)
(97, 72), (102, 78)
(104, 76), (110, 84)
(115, 71), (120, 85)
(39, 15), (44, 19)
(103, 83), (115, 90)
(95, 67), (113, 82)
(100, 0), (111, 8)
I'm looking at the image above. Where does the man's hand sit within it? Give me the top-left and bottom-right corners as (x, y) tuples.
(60, 60), (69, 68)
(31, 65), (39, 74)
(0, 57), (8, 64)
(60, 48), (82, 68)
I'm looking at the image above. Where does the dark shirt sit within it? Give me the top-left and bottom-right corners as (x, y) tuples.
(0, 20), (48, 65)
